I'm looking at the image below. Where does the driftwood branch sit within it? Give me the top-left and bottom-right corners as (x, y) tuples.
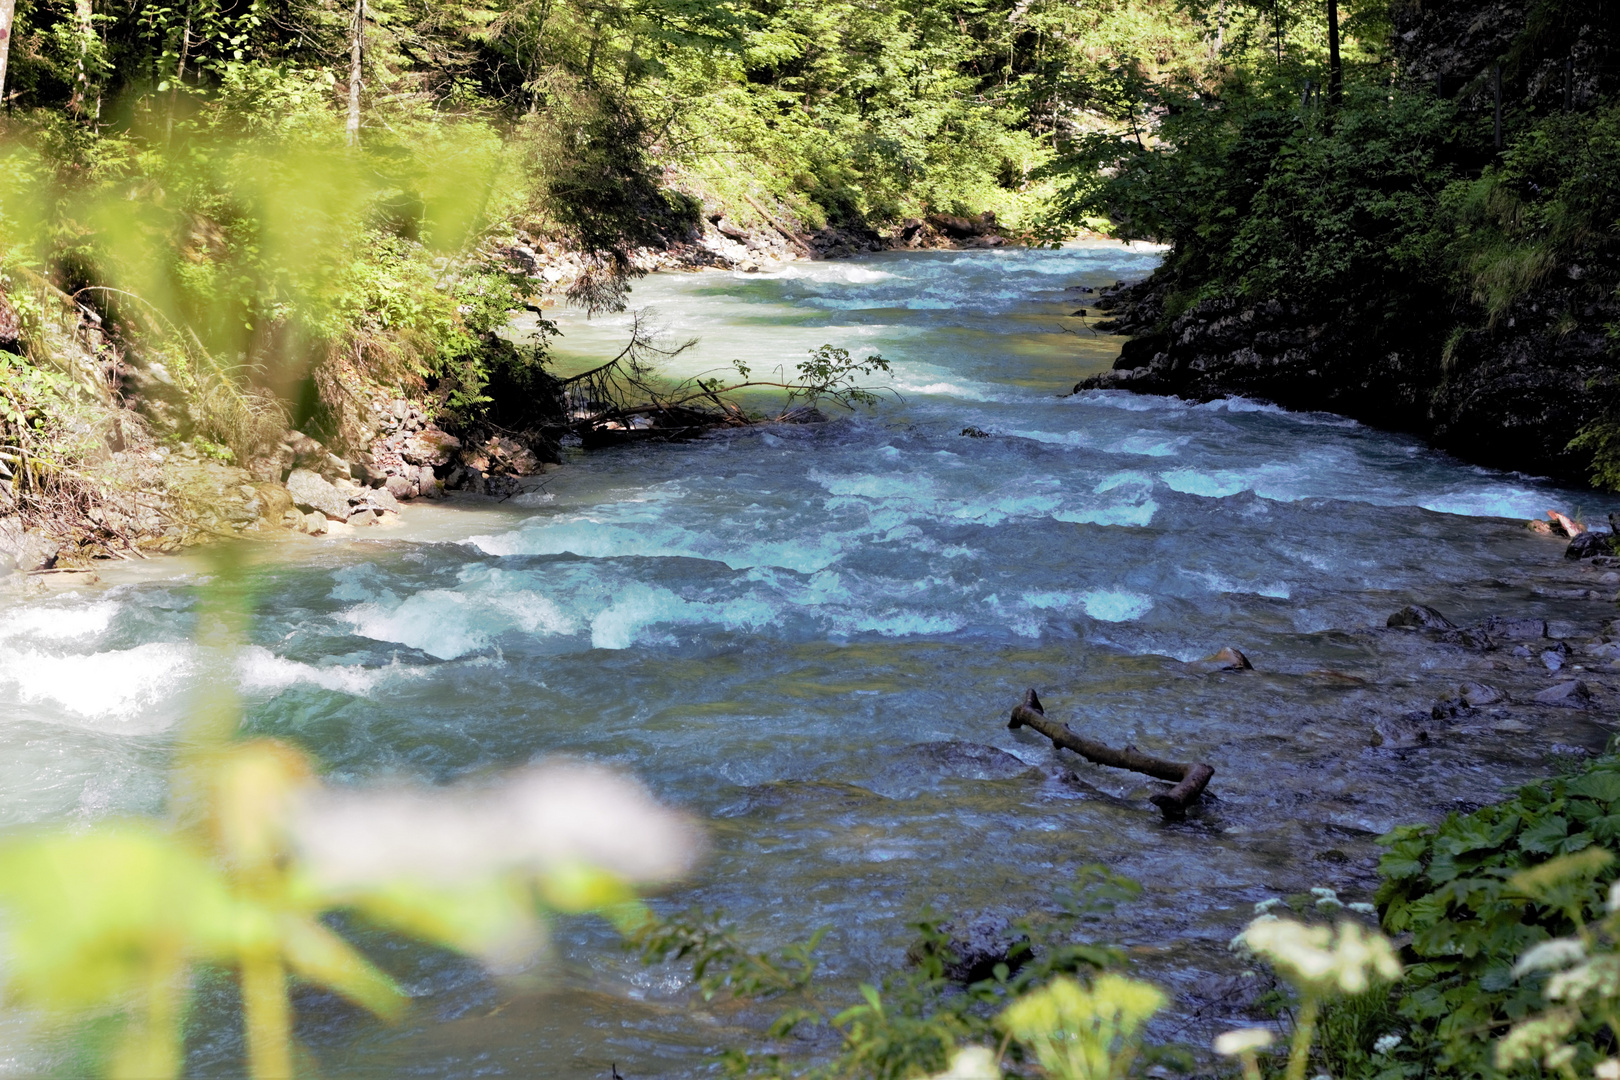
(1008, 689), (1214, 820)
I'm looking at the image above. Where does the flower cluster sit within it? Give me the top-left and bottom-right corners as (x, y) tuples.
(1240, 916), (1402, 994)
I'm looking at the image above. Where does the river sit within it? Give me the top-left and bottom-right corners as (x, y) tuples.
(1, 242), (1616, 1077)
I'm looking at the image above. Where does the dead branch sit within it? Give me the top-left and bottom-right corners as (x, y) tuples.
(1008, 689), (1214, 820)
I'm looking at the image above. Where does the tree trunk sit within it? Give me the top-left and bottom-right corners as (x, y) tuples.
(1326, 0), (1342, 105)
(347, 0), (365, 147)
(71, 0), (92, 115)
(1007, 689), (1215, 820)
(0, 0), (16, 110)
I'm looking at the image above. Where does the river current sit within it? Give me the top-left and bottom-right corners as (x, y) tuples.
(2, 243), (1617, 1076)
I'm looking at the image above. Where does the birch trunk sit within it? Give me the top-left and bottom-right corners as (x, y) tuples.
(0, 0), (15, 110)
(347, 0), (365, 147)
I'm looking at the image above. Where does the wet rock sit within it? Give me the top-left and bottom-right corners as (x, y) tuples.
(1190, 646), (1253, 672)
(1388, 605), (1455, 630)
(1431, 697), (1476, 722)
(1566, 531), (1616, 560)
(719, 780), (886, 817)
(1534, 680), (1592, 708)
(1549, 743), (1595, 759)
(383, 475), (414, 501)
(417, 465), (444, 499)
(1372, 711), (1435, 747)
(1547, 620), (1582, 640)
(1459, 681), (1504, 706)
(899, 741), (1033, 781)
(1542, 641), (1570, 672)
(1486, 616), (1548, 640)
(285, 468), (351, 521)
(400, 429), (462, 467)
(1436, 627), (1495, 650)
(907, 915), (1029, 985)
(778, 405), (827, 424)
(960, 427), (990, 438)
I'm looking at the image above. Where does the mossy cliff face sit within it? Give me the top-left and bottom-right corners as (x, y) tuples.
(1079, 275), (1620, 483)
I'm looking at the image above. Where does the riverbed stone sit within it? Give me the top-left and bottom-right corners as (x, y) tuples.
(286, 468), (350, 520)
(1534, 680), (1592, 708)
(1189, 646), (1253, 672)
(383, 475), (414, 501)
(1388, 605), (1455, 630)
(1459, 681), (1504, 706)
(1486, 616), (1547, 640)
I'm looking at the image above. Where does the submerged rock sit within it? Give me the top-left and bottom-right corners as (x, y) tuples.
(1388, 605), (1455, 631)
(1534, 680), (1592, 708)
(1486, 616), (1548, 640)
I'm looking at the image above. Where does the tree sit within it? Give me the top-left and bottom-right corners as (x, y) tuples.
(347, 0), (365, 145)
(0, 0), (15, 108)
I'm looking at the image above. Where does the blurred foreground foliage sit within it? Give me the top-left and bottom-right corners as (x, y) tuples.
(0, 547), (697, 1078)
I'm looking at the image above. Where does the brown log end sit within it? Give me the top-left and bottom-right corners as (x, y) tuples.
(1009, 687), (1044, 729)
(1148, 762), (1215, 821)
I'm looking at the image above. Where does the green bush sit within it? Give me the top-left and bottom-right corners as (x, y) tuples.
(1377, 753), (1620, 1077)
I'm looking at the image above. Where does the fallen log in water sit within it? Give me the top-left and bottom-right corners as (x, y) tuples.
(1008, 689), (1214, 820)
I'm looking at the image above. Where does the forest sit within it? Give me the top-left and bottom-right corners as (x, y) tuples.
(1, 0), (1620, 1078)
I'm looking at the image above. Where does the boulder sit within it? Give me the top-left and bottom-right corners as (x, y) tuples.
(0, 517), (60, 572)
(416, 465), (442, 498)
(361, 486), (401, 514)
(254, 483), (294, 523)
(285, 468), (351, 521)
(778, 405), (828, 424)
(1566, 531), (1616, 559)
(383, 475), (414, 501)
(1388, 605), (1455, 631)
(346, 508), (377, 527)
(400, 429), (462, 467)
(1534, 680), (1592, 708)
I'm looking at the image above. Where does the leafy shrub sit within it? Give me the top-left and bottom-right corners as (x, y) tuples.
(1377, 754), (1620, 1077)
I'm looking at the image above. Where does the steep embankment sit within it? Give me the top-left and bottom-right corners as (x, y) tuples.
(1078, 0), (1620, 485)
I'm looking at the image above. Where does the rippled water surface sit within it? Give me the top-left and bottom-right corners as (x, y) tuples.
(5, 243), (1620, 1077)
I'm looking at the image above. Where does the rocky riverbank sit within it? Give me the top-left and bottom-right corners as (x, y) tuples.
(1073, 274), (1620, 486)
(0, 204), (1020, 577)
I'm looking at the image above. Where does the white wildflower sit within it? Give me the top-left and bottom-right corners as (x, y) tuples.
(1241, 917), (1401, 994)
(1311, 887), (1343, 911)
(1213, 1028), (1274, 1056)
(1610, 880), (1620, 914)
(928, 1046), (1000, 1080)
(1347, 902), (1377, 916)
(1594, 1057), (1620, 1080)
(291, 760), (704, 887)
(1511, 937), (1586, 980)
(1373, 1034), (1402, 1054)
(1254, 897), (1286, 915)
